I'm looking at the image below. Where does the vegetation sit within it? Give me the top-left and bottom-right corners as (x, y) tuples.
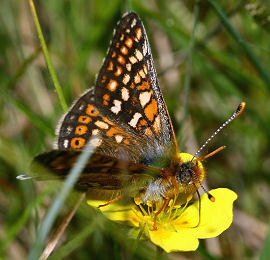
(0, 0), (270, 259)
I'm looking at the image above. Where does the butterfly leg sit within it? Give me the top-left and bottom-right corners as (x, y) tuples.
(153, 197), (169, 230)
(97, 195), (124, 208)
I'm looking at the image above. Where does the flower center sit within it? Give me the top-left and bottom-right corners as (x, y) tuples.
(133, 195), (193, 231)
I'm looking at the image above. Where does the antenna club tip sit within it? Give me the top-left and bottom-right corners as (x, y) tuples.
(208, 194), (215, 202)
(235, 101), (246, 117)
(238, 101), (246, 111)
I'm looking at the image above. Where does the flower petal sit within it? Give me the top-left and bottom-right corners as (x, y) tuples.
(173, 188), (237, 239)
(149, 227), (199, 252)
(86, 200), (141, 226)
(196, 188), (237, 238)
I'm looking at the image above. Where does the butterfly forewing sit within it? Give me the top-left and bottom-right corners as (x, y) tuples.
(57, 12), (178, 167)
(95, 12), (178, 160)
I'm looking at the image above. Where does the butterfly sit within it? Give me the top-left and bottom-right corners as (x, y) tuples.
(33, 12), (245, 223)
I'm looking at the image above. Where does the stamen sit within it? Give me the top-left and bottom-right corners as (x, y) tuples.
(167, 198), (176, 221)
(147, 205), (151, 216)
(172, 194), (192, 220)
(134, 197), (148, 216)
(138, 204), (148, 216)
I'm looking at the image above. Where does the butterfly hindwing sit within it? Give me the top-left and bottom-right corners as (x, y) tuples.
(34, 150), (158, 191)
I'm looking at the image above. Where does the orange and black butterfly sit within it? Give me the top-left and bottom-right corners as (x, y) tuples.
(33, 12), (245, 214)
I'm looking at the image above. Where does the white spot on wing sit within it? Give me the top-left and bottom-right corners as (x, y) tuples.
(126, 63), (132, 71)
(131, 18), (136, 28)
(115, 135), (123, 143)
(135, 49), (143, 61)
(89, 137), (102, 147)
(92, 129), (99, 135)
(95, 120), (109, 129)
(79, 104), (85, 110)
(142, 42), (147, 56)
(139, 91), (151, 107)
(122, 74), (130, 85)
(128, 112), (142, 128)
(129, 56), (137, 64)
(111, 100), (122, 114)
(63, 139), (69, 148)
(121, 87), (130, 101)
(66, 126), (73, 135)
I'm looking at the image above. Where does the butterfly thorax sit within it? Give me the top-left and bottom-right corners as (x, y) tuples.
(139, 153), (206, 204)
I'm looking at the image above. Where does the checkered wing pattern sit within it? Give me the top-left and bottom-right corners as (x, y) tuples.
(57, 12), (178, 165)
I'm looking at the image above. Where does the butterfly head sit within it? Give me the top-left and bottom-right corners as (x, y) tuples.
(174, 153), (205, 191)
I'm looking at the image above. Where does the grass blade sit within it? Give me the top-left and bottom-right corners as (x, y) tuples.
(207, 0), (270, 89)
(28, 0), (68, 112)
(27, 141), (96, 260)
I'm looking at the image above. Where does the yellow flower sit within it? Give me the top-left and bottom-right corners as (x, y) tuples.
(87, 188), (237, 253)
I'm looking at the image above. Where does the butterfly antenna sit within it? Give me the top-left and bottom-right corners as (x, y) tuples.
(193, 102), (246, 159)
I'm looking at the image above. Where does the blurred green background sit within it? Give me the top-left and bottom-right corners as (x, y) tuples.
(1, 0), (270, 259)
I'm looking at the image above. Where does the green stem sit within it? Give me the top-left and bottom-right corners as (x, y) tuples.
(28, 0), (68, 112)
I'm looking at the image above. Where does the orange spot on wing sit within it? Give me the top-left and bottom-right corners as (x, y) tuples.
(101, 75), (107, 83)
(144, 127), (153, 137)
(137, 81), (150, 90)
(153, 115), (161, 134)
(112, 51), (116, 58)
(107, 61), (113, 71)
(135, 28), (142, 41)
(71, 137), (85, 149)
(117, 55), (125, 65)
(120, 46), (129, 55)
(86, 104), (99, 116)
(75, 125), (88, 135)
(101, 117), (114, 125)
(123, 139), (130, 144)
(78, 116), (92, 124)
(144, 98), (158, 121)
(106, 127), (121, 137)
(103, 94), (110, 105)
(107, 79), (118, 91)
(125, 37), (133, 48)
(114, 66), (122, 76)
(137, 118), (148, 130)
